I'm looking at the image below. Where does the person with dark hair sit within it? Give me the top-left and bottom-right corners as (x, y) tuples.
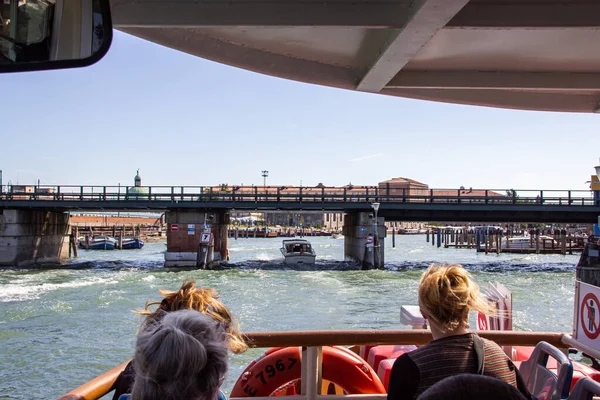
(387, 264), (529, 400)
(111, 280), (247, 400)
(118, 310), (228, 400)
(417, 374), (529, 400)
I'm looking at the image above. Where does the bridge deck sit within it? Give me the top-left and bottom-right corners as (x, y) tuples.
(1, 186), (598, 223)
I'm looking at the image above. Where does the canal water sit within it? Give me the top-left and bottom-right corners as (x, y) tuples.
(0, 235), (579, 399)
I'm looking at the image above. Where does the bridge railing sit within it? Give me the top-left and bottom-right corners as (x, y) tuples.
(0, 185), (596, 206)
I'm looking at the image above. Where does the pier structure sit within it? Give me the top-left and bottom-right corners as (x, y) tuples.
(1, 181), (599, 268)
(0, 209), (70, 266)
(343, 212), (385, 269)
(164, 210), (229, 268)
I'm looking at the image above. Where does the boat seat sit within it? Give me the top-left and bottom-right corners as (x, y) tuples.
(567, 377), (600, 400)
(377, 358), (395, 390)
(514, 359), (600, 393)
(367, 345), (417, 371)
(519, 341), (573, 400)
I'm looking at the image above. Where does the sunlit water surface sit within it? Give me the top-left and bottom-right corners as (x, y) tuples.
(0, 235), (579, 399)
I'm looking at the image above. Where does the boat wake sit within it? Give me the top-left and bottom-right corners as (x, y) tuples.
(220, 260), (363, 271)
(385, 260), (576, 273)
(3, 259), (575, 273)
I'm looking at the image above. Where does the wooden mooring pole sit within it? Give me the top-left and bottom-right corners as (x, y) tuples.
(72, 226), (78, 257)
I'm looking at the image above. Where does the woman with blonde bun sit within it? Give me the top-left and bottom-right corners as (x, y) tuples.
(387, 264), (528, 400)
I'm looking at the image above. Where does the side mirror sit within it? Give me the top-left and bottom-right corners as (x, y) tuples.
(0, 0), (112, 73)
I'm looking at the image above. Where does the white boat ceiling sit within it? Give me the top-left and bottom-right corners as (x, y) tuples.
(111, 0), (600, 113)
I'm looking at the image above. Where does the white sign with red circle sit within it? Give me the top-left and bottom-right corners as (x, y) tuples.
(477, 312), (489, 331)
(576, 281), (600, 349)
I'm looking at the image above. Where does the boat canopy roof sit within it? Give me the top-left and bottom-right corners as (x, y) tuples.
(282, 239), (312, 245)
(113, 0), (600, 113)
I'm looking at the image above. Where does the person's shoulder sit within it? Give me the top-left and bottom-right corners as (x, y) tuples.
(392, 350), (418, 367)
(480, 335), (506, 353)
(118, 395), (131, 400)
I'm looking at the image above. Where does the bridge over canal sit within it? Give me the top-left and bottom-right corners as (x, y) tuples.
(1, 184), (599, 268)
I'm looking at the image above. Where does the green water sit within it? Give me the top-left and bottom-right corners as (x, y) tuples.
(0, 236), (579, 399)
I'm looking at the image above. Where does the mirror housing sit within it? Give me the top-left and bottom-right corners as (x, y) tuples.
(0, 0), (112, 73)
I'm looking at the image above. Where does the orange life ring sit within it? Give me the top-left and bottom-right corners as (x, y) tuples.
(231, 346), (386, 397)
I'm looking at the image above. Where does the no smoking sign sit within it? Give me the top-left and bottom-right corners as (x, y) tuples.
(575, 281), (600, 350)
(477, 313), (489, 331)
(581, 292), (600, 340)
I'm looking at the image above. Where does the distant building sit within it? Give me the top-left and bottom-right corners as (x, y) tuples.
(323, 212), (344, 231)
(127, 169), (148, 196)
(378, 177), (429, 199)
(215, 179), (505, 230)
(10, 185), (35, 193)
(10, 185), (55, 194)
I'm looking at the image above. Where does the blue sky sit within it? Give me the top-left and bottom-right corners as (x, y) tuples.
(1, 31), (598, 192)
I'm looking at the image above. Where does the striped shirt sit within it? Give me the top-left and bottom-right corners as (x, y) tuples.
(387, 333), (517, 400)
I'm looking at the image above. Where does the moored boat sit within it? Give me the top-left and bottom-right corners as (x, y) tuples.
(280, 239), (316, 264)
(506, 235), (558, 250)
(78, 235), (118, 250)
(120, 236), (144, 249)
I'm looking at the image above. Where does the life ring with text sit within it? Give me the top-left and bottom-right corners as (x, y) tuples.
(230, 346), (386, 397)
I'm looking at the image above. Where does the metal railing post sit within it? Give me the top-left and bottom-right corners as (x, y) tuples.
(80, 186), (83, 201)
(539, 190), (544, 204)
(103, 186), (106, 201)
(170, 186), (174, 202)
(301, 346), (322, 400)
(148, 186), (152, 201)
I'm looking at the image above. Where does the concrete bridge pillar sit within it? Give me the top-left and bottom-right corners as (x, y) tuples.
(164, 210), (229, 269)
(343, 212), (385, 269)
(0, 209), (70, 267)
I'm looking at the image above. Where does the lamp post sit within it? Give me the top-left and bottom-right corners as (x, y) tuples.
(261, 170), (269, 225)
(371, 202), (380, 268)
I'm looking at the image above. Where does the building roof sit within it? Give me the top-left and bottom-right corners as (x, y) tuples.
(379, 177), (428, 187)
(127, 186), (149, 195)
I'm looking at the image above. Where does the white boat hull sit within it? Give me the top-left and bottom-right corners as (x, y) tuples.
(282, 254), (316, 265)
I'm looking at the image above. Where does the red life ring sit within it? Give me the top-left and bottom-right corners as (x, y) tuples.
(231, 346), (386, 397)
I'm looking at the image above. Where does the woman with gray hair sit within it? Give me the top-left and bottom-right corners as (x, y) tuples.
(119, 309), (229, 400)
